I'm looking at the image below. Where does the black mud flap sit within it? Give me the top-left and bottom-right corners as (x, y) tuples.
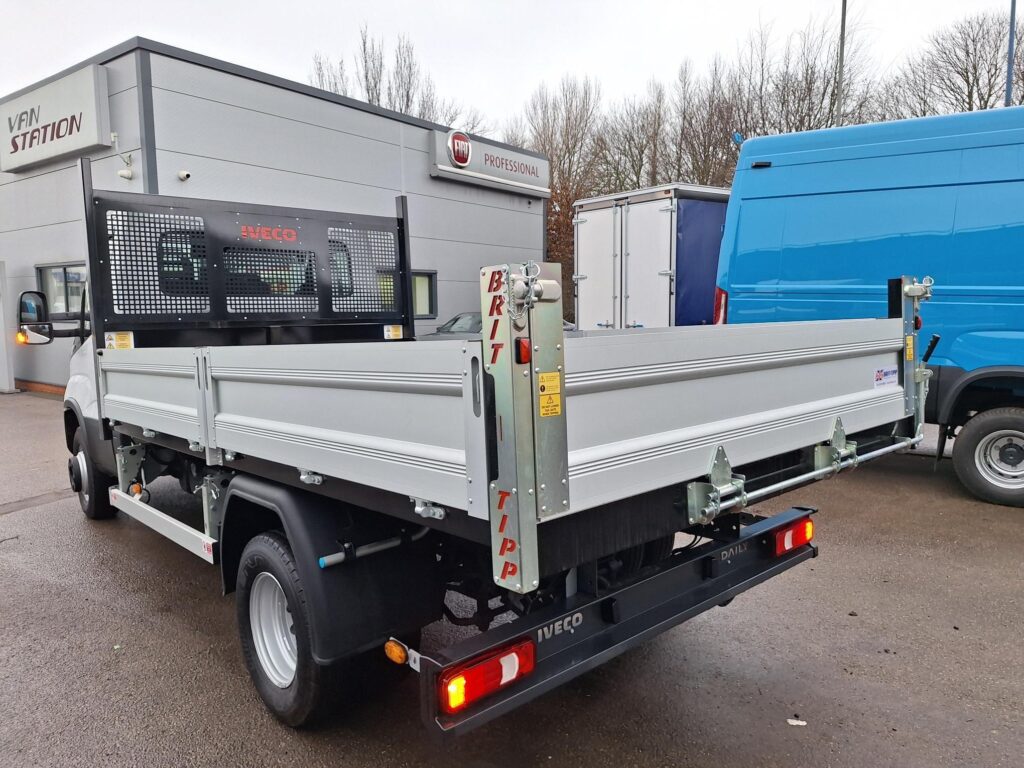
(419, 506), (818, 737)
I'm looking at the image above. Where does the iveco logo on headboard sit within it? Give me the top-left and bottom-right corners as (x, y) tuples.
(447, 130), (472, 168)
(240, 225), (298, 242)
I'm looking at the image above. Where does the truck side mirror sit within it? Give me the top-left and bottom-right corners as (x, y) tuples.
(19, 291), (48, 323)
(16, 291), (53, 345)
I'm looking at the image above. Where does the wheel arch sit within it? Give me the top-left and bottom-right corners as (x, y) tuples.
(63, 402), (83, 453)
(937, 367), (1024, 426)
(220, 474), (444, 665)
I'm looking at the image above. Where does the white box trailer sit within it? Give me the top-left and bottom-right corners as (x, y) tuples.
(16, 162), (934, 736)
(574, 183), (728, 330)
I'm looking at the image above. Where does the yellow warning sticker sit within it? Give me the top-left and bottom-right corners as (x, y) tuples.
(905, 335), (915, 361)
(539, 393), (562, 418)
(538, 371), (561, 395)
(104, 331), (134, 350)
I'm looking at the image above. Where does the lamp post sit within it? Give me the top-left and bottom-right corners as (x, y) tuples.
(836, 0), (848, 124)
(1007, 0), (1017, 107)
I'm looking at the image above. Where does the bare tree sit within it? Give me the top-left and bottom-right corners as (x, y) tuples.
(309, 51), (349, 96)
(881, 11), (1024, 118)
(309, 28), (488, 133)
(593, 80), (668, 192)
(680, 58), (738, 187)
(355, 26), (385, 106)
(385, 36), (420, 114)
(522, 77), (602, 311)
(501, 115), (529, 149)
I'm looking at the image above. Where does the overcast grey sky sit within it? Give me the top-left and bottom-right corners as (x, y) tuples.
(0, 0), (1014, 128)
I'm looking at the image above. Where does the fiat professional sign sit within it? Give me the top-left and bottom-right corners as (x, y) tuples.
(1, 65), (111, 173)
(431, 130), (550, 198)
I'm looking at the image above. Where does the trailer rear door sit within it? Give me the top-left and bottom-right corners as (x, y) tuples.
(622, 200), (674, 329)
(574, 206), (620, 330)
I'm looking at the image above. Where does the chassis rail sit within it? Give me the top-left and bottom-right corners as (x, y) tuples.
(418, 506), (818, 737)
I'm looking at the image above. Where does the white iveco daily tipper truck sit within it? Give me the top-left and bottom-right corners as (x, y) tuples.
(16, 160), (933, 736)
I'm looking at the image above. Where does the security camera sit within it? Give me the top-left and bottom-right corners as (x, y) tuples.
(117, 168), (133, 180)
(178, 170), (191, 181)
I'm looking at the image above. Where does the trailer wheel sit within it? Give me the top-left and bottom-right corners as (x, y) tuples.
(237, 532), (343, 727)
(71, 427), (116, 520)
(953, 407), (1024, 508)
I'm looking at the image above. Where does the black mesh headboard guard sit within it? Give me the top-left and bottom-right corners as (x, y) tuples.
(82, 163), (415, 347)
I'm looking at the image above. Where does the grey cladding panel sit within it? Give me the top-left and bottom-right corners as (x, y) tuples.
(406, 193), (542, 250)
(151, 89), (404, 191)
(153, 150), (400, 214)
(148, 55), (403, 147)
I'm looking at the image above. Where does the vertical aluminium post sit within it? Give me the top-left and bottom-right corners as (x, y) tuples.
(890, 274), (933, 434)
(480, 262), (569, 594)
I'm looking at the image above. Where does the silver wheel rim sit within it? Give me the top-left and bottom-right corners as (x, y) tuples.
(75, 452), (90, 503)
(250, 571), (297, 688)
(974, 429), (1024, 490)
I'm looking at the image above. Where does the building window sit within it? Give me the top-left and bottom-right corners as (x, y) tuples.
(37, 263), (89, 319)
(412, 271), (437, 319)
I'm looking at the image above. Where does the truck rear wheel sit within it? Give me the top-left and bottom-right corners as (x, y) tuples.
(952, 407), (1024, 508)
(237, 532), (343, 727)
(71, 427), (116, 520)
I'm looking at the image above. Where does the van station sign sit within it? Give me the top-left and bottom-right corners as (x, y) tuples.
(431, 129), (550, 198)
(1, 65), (111, 173)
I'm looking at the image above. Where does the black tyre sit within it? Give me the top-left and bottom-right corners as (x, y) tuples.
(71, 427), (116, 520)
(237, 532), (343, 727)
(952, 407), (1024, 508)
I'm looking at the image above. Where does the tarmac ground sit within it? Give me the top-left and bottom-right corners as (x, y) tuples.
(0, 391), (1021, 767)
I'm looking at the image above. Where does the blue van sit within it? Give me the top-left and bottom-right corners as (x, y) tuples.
(716, 108), (1024, 507)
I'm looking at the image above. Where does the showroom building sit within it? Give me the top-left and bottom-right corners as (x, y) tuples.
(0, 37), (549, 389)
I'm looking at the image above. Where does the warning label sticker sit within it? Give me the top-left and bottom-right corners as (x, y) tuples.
(539, 393), (562, 418)
(538, 371), (561, 395)
(874, 366), (899, 388)
(104, 331), (134, 350)
(905, 335), (915, 361)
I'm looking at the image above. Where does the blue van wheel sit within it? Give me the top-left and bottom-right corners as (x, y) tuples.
(952, 408), (1024, 508)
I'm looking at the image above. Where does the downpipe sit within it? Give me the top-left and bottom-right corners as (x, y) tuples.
(318, 526), (430, 569)
(705, 435), (924, 519)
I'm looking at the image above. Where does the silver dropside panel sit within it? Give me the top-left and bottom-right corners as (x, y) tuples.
(100, 347), (204, 444)
(205, 340), (474, 509)
(98, 318), (911, 524)
(561, 318), (908, 515)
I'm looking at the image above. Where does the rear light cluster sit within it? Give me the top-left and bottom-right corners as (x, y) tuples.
(774, 517), (814, 556)
(439, 639), (535, 714)
(713, 287), (728, 324)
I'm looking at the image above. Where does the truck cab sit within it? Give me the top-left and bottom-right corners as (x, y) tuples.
(716, 108), (1024, 507)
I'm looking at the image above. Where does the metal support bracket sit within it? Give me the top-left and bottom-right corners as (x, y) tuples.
(299, 469), (323, 485)
(814, 418), (858, 473)
(115, 443), (146, 492)
(686, 446), (746, 525)
(198, 470), (232, 539)
(411, 497), (446, 520)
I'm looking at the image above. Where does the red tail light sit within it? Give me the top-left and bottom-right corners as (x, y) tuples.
(713, 287), (728, 324)
(439, 639), (535, 714)
(774, 517), (814, 556)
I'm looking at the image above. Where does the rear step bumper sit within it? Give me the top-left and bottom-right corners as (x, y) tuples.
(420, 506), (818, 736)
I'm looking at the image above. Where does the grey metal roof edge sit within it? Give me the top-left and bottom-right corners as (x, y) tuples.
(573, 182), (730, 208)
(0, 36), (547, 161)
